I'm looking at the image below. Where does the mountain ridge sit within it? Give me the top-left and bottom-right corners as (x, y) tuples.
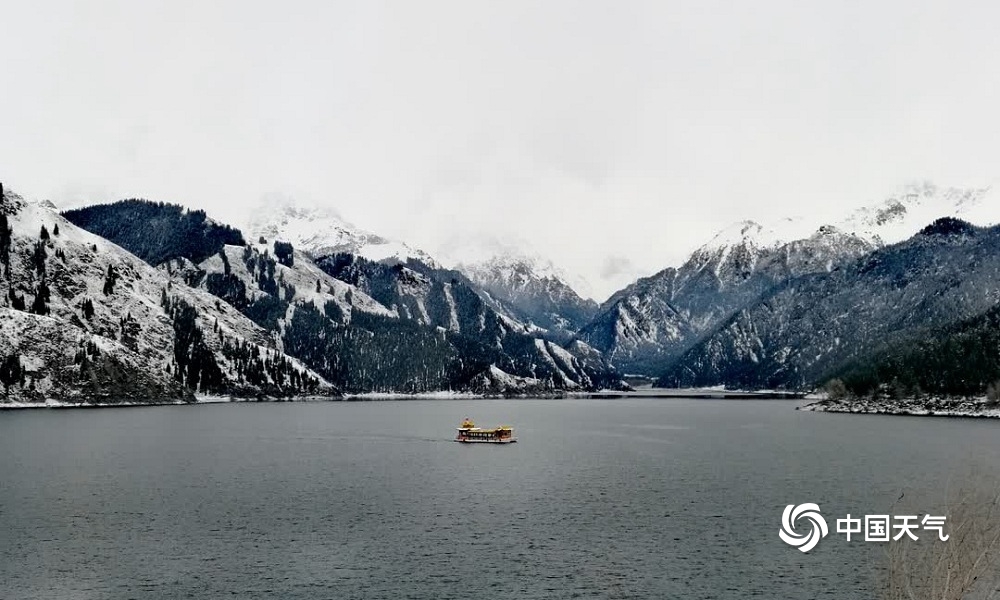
(658, 217), (1000, 390)
(59, 196), (626, 397)
(576, 182), (1000, 375)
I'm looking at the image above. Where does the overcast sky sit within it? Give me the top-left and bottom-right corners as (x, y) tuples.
(3, 1), (1000, 299)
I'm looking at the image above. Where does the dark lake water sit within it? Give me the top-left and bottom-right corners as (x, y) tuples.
(2, 398), (1000, 599)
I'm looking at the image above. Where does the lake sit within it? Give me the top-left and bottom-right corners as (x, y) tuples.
(2, 398), (999, 599)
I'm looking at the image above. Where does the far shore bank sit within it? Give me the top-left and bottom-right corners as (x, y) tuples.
(583, 388), (806, 400)
(802, 396), (1000, 419)
(0, 387), (810, 409)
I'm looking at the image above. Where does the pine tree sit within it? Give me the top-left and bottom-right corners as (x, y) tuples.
(8, 287), (25, 311)
(103, 264), (117, 295)
(0, 214), (10, 268)
(53, 223), (60, 236)
(274, 241), (294, 267)
(31, 242), (46, 275)
(82, 298), (95, 320)
(40, 225), (49, 240)
(29, 280), (50, 315)
(0, 354), (24, 393)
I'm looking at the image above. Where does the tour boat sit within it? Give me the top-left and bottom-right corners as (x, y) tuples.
(455, 418), (516, 444)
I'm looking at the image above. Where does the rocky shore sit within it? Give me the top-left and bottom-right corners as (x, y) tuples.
(801, 396), (1000, 418)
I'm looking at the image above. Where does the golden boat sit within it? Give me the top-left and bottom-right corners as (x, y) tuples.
(455, 418), (516, 444)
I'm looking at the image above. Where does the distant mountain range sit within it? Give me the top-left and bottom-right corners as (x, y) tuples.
(577, 221), (874, 375)
(579, 182), (1000, 380)
(3, 179), (1000, 404)
(37, 193), (621, 403)
(455, 252), (599, 339)
(246, 202), (600, 340)
(659, 217), (1000, 390)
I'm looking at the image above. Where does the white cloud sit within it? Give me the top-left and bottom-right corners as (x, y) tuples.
(3, 0), (1000, 300)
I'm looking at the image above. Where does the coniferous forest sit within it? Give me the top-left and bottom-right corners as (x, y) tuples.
(63, 199), (245, 265)
(824, 303), (1000, 400)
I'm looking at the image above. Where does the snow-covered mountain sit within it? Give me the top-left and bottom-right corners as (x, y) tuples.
(434, 235), (598, 339)
(659, 217), (1000, 390)
(838, 181), (998, 246)
(244, 197), (438, 266)
(243, 200), (600, 339)
(58, 196), (625, 395)
(1, 188), (332, 403)
(437, 235), (595, 298)
(457, 253), (599, 337)
(310, 252), (625, 391)
(577, 181), (1000, 376)
(242, 200), (538, 336)
(579, 219), (873, 374)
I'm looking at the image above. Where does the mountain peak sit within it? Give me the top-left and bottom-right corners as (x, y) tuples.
(702, 220), (770, 250)
(697, 216), (818, 256)
(437, 234), (599, 334)
(838, 182), (995, 246)
(439, 233), (595, 301)
(686, 219), (793, 279)
(244, 196), (437, 267)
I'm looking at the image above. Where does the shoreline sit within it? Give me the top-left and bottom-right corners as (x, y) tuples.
(801, 397), (1000, 419)
(580, 388), (806, 400)
(0, 396), (239, 410)
(0, 392), (520, 409)
(1, 387), (807, 409)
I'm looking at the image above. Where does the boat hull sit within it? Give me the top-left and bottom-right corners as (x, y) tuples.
(455, 423), (515, 444)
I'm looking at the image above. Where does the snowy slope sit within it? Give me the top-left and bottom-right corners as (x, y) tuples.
(0, 190), (333, 403)
(435, 235), (598, 337)
(53, 193), (624, 394)
(579, 181), (997, 374)
(659, 218), (1000, 390)
(838, 182), (999, 246)
(580, 220), (873, 374)
(457, 253), (599, 336)
(241, 200), (588, 337)
(439, 235), (595, 300)
(0, 308), (188, 402)
(244, 198), (438, 266)
(195, 241), (395, 323)
(190, 232), (617, 393)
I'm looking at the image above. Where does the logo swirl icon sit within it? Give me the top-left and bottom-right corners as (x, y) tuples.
(779, 503), (828, 553)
